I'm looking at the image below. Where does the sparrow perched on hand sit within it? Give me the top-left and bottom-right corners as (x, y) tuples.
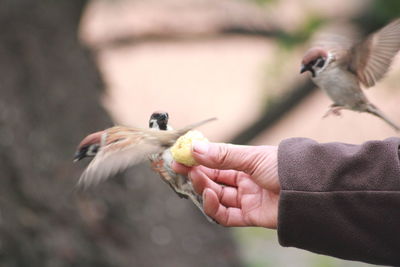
(74, 112), (216, 222)
(300, 18), (400, 131)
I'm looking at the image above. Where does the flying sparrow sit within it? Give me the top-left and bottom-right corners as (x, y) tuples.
(300, 18), (400, 131)
(74, 112), (216, 222)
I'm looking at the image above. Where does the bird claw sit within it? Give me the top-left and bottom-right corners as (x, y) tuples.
(323, 106), (343, 118)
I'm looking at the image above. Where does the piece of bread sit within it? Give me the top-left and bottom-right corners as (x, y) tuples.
(170, 130), (208, 166)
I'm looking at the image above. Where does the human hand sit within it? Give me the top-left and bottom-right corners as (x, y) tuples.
(172, 141), (279, 228)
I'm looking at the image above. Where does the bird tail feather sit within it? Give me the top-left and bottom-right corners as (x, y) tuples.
(366, 105), (400, 132)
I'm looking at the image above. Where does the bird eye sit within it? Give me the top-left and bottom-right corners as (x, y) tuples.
(316, 58), (325, 68)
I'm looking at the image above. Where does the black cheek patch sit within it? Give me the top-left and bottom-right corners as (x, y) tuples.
(316, 58), (325, 68)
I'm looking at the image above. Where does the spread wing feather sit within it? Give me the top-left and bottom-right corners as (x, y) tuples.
(78, 135), (162, 187)
(76, 117), (217, 188)
(350, 19), (400, 87)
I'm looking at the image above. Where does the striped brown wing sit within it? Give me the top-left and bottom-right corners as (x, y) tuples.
(78, 131), (162, 188)
(350, 19), (400, 88)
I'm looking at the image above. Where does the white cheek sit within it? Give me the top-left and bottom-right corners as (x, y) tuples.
(149, 119), (160, 130)
(315, 67), (324, 75)
(87, 145), (99, 156)
(315, 61), (330, 76)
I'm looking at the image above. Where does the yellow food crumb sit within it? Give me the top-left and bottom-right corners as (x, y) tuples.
(170, 130), (208, 166)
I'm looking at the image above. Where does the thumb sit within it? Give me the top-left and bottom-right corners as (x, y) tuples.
(192, 141), (279, 191)
(192, 141), (262, 173)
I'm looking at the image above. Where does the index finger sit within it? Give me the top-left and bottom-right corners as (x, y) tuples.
(195, 166), (248, 187)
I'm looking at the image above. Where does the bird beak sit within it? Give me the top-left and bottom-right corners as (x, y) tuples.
(300, 64), (315, 77)
(73, 150), (85, 162)
(300, 64), (308, 74)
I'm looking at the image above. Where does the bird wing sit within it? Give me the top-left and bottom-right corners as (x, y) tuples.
(78, 131), (162, 188)
(310, 21), (359, 61)
(349, 18), (400, 88)
(77, 117), (216, 188)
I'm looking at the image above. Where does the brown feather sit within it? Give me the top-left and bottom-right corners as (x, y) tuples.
(77, 117), (216, 187)
(350, 18), (400, 87)
(77, 131), (103, 149)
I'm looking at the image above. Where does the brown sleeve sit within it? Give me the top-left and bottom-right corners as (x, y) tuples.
(277, 137), (400, 266)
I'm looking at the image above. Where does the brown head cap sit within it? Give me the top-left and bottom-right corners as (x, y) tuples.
(301, 47), (328, 65)
(77, 131), (104, 150)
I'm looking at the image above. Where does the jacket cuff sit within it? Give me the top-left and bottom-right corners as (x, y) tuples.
(276, 137), (400, 265)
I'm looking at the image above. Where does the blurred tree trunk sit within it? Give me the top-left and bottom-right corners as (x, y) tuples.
(0, 1), (241, 266)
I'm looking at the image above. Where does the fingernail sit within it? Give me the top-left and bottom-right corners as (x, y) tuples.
(192, 141), (209, 154)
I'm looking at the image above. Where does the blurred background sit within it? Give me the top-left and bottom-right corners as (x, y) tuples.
(1, 0), (399, 266)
